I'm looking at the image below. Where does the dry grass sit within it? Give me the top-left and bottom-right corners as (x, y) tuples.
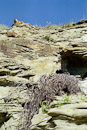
(0, 24), (9, 31)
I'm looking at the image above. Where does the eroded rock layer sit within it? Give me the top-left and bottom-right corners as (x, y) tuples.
(0, 19), (87, 130)
(59, 42), (87, 77)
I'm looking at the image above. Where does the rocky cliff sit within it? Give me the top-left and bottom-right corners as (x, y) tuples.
(0, 19), (87, 130)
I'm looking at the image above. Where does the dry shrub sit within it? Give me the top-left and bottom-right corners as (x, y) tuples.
(23, 73), (82, 129)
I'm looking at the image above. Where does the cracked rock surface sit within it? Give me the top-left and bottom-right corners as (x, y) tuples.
(0, 20), (87, 129)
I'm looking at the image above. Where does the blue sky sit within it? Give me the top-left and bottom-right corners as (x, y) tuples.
(0, 0), (87, 27)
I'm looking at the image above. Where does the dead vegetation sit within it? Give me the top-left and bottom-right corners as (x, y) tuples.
(22, 73), (83, 130)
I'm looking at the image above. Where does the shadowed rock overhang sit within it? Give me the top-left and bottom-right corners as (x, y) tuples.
(59, 42), (87, 77)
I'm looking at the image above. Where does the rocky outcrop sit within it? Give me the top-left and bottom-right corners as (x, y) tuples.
(0, 19), (87, 129)
(30, 94), (87, 130)
(0, 86), (27, 130)
(59, 42), (87, 77)
(25, 73), (82, 129)
(14, 18), (24, 25)
(6, 31), (20, 38)
(0, 19), (60, 130)
(0, 38), (59, 83)
(58, 20), (87, 78)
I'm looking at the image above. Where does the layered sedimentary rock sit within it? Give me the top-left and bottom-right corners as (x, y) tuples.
(59, 42), (87, 77)
(0, 19), (87, 129)
(30, 95), (87, 130)
(0, 19), (60, 130)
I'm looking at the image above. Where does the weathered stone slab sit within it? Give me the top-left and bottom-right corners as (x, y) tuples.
(59, 43), (87, 77)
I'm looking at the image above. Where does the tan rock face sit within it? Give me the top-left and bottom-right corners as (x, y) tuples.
(0, 20), (61, 130)
(0, 19), (87, 130)
(59, 43), (87, 77)
(14, 18), (24, 25)
(7, 32), (17, 37)
(30, 95), (87, 130)
(0, 37), (60, 82)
